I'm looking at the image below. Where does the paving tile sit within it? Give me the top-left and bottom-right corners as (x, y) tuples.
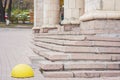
(0, 28), (41, 80)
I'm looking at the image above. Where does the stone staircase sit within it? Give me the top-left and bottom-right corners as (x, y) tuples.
(31, 30), (120, 78)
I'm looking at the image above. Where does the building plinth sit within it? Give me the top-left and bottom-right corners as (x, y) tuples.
(80, 0), (120, 35)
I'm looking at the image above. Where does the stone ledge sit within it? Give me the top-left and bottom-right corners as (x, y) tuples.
(40, 25), (61, 33)
(32, 27), (40, 33)
(61, 18), (80, 24)
(80, 11), (120, 21)
(43, 71), (120, 78)
(41, 25), (60, 29)
(61, 24), (80, 31)
(32, 27), (40, 30)
(74, 71), (120, 78)
(32, 25), (61, 33)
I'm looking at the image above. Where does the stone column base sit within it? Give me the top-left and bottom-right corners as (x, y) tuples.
(32, 27), (40, 33)
(80, 20), (120, 35)
(61, 18), (80, 31)
(62, 24), (80, 31)
(40, 25), (61, 33)
(40, 27), (58, 33)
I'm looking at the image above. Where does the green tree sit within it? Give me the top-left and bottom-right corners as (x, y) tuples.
(12, 0), (33, 10)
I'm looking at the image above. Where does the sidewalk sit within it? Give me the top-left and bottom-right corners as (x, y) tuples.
(0, 28), (41, 80)
(0, 23), (33, 29)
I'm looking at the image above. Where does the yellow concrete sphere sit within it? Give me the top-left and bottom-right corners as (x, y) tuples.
(11, 64), (34, 78)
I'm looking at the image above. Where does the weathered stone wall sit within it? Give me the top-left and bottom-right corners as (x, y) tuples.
(85, 0), (120, 12)
(62, 0), (84, 24)
(42, 0), (60, 27)
(34, 0), (60, 28)
(85, 0), (102, 12)
(39, 0), (44, 26)
(80, 0), (120, 35)
(64, 0), (84, 18)
(34, 0), (37, 27)
(80, 0), (120, 21)
(34, 0), (43, 27)
(34, 0), (120, 29)
(102, 0), (120, 11)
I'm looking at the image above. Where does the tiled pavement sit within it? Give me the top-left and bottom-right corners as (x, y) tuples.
(0, 28), (119, 80)
(0, 28), (42, 80)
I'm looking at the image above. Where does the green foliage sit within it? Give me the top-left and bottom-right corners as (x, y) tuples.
(10, 9), (30, 24)
(10, 13), (18, 23)
(12, 9), (22, 15)
(18, 13), (28, 23)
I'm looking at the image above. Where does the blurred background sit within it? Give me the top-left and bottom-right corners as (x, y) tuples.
(0, 0), (34, 27)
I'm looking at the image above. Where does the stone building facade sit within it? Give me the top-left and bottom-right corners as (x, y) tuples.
(32, 0), (120, 79)
(33, 0), (84, 30)
(34, 0), (120, 32)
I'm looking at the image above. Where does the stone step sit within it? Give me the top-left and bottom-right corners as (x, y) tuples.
(40, 27), (58, 33)
(39, 61), (120, 71)
(36, 31), (95, 35)
(36, 29), (120, 35)
(35, 35), (86, 41)
(32, 44), (120, 61)
(86, 36), (120, 42)
(43, 70), (120, 78)
(64, 61), (120, 71)
(35, 30), (96, 35)
(35, 35), (120, 42)
(34, 38), (120, 47)
(33, 41), (120, 54)
(29, 55), (46, 61)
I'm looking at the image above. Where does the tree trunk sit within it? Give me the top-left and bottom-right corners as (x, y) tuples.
(0, 0), (5, 22)
(7, 0), (12, 20)
(4, 0), (7, 9)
